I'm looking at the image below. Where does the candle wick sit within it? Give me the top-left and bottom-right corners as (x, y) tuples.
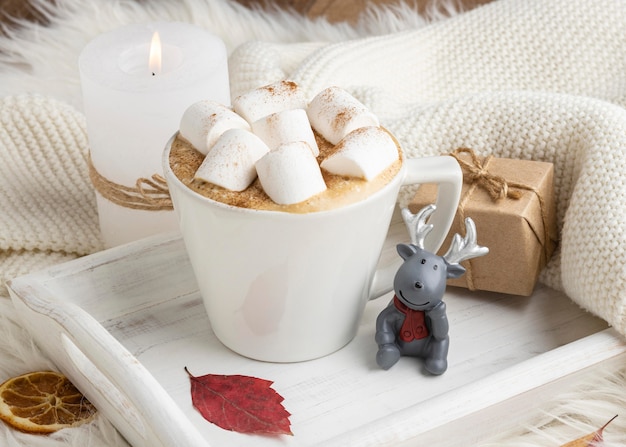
(152, 72), (155, 76)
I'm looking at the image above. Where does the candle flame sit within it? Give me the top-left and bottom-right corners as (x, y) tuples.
(149, 31), (162, 76)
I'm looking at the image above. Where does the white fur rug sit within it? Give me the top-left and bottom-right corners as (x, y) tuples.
(1, 0), (626, 446)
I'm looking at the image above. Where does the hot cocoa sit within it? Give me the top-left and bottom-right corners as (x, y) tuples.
(162, 83), (463, 363)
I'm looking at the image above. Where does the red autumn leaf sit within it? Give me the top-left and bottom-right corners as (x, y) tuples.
(560, 415), (618, 447)
(185, 367), (292, 436)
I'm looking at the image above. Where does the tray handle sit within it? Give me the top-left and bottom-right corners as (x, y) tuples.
(61, 333), (147, 440)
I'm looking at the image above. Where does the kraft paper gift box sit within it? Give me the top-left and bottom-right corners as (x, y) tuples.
(409, 149), (558, 296)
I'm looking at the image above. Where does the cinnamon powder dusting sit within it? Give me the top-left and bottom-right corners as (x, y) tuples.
(262, 80), (298, 97)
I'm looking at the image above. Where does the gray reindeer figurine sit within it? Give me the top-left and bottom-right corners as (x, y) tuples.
(375, 204), (488, 375)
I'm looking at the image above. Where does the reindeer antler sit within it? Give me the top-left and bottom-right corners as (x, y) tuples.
(402, 204), (436, 249)
(442, 217), (489, 265)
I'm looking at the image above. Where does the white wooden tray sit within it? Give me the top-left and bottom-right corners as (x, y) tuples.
(7, 212), (626, 447)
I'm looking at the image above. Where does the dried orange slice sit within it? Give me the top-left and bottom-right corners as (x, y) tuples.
(0, 371), (97, 434)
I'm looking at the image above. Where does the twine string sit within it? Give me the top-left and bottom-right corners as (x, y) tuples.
(449, 148), (522, 201)
(448, 148), (552, 290)
(88, 155), (173, 211)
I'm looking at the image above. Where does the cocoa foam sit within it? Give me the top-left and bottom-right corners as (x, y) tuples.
(168, 130), (402, 213)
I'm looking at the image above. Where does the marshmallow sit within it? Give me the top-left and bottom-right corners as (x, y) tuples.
(307, 86), (379, 145)
(320, 126), (399, 180)
(194, 128), (270, 191)
(232, 80), (307, 124)
(251, 108), (320, 156)
(255, 141), (327, 205)
(180, 100), (250, 155)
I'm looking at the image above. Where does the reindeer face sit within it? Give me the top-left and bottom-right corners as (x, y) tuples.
(393, 244), (465, 311)
(396, 204), (488, 311)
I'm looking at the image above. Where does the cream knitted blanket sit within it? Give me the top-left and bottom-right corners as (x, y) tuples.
(229, 0), (626, 335)
(2, 0), (626, 445)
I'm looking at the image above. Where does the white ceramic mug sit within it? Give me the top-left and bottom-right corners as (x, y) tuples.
(163, 135), (462, 362)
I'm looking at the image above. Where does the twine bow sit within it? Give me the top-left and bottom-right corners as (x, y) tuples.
(88, 155), (173, 211)
(449, 148), (522, 201)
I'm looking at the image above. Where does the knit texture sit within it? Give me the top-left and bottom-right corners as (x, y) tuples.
(230, 0), (626, 334)
(230, 0), (626, 105)
(0, 95), (103, 293)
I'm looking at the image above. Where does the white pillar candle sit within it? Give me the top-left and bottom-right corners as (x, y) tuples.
(79, 22), (230, 247)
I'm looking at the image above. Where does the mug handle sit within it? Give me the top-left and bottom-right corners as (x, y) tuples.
(368, 156), (462, 299)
